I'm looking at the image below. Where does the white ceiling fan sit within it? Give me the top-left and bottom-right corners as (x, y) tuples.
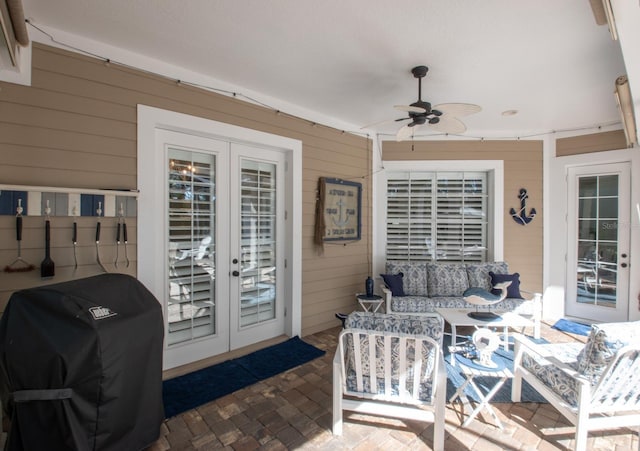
(390, 66), (481, 141)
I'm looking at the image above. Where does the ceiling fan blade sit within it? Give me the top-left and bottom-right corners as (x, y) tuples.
(396, 124), (415, 141)
(433, 103), (481, 117)
(394, 104), (427, 114)
(428, 115), (467, 134)
(360, 117), (409, 129)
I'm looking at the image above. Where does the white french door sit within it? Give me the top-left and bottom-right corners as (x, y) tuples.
(566, 162), (631, 322)
(229, 144), (285, 349)
(159, 130), (285, 369)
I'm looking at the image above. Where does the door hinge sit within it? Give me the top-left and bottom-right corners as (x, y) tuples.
(285, 307), (287, 317)
(284, 259), (287, 268)
(285, 210), (288, 220)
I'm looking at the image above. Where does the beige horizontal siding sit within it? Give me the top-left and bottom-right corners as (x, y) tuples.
(0, 43), (370, 337)
(556, 130), (627, 156)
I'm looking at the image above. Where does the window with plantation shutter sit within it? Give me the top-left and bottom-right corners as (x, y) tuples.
(386, 171), (488, 263)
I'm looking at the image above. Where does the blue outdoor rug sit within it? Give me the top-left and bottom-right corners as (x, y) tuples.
(445, 334), (547, 403)
(551, 318), (591, 336)
(163, 336), (326, 418)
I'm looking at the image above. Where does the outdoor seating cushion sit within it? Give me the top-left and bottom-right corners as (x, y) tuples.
(576, 321), (640, 384)
(380, 273), (405, 296)
(345, 311), (443, 342)
(390, 296), (526, 314)
(466, 262), (509, 291)
(489, 272), (523, 299)
(385, 261), (428, 296)
(427, 263), (469, 297)
(520, 342), (585, 407)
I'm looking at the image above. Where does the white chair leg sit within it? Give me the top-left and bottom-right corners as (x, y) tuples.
(511, 368), (522, 402)
(574, 388), (590, 451)
(433, 393), (445, 451)
(332, 359), (343, 435)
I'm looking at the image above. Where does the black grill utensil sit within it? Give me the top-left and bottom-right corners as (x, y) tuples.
(95, 202), (108, 273)
(4, 199), (36, 273)
(40, 201), (55, 279)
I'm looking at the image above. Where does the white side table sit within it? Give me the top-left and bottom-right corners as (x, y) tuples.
(356, 294), (384, 312)
(448, 348), (513, 429)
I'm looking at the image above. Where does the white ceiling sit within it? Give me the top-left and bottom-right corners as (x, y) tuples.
(21, 0), (628, 140)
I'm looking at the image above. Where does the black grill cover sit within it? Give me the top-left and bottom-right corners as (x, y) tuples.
(0, 274), (164, 451)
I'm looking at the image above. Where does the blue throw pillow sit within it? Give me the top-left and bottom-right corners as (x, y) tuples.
(380, 272), (405, 296)
(489, 271), (523, 299)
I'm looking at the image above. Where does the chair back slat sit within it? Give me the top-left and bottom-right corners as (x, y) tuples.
(368, 333), (377, 392)
(384, 335), (392, 398)
(591, 347), (640, 411)
(398, 336), (408, 399)
(352, 331), (363, 393)
(412, 338), (424, 401)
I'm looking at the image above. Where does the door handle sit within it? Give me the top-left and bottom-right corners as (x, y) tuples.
(232, 270), (240, 276)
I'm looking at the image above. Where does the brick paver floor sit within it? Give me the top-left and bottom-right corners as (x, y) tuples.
(147, 320), (639, 450)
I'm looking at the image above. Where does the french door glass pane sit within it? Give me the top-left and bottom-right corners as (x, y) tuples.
(167, 149), (216, 346)
(240, 160), (276, 327)
(576, 175), (618, 307)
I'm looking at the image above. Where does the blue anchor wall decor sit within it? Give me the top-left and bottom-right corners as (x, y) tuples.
(510, 188), (536, 225)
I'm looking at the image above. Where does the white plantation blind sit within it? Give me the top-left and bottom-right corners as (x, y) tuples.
(239, 160), (277, 327)
(167, 149), (216, 346)
(386, 171), (488, 263)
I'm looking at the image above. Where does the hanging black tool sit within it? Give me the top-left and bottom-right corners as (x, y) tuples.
(123, 217), (130, 267)
(4, 199), (35, 273)
(95, 202), (107, 273)
(115, 203), (124, 268)
(72, 220), (78, 270)
(40, 200), (55, 279)
(115, 219), (121, 267)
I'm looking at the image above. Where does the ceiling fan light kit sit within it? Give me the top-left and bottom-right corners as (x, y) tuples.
(390, 65), (481, 141)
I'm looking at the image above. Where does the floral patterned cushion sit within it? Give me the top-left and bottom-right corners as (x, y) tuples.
(576, 321), (640, 384)
(521, 342), (584, 407)
(427, 263), (469, 297)
(466, 262), (509, 291)
(345, 311), (443, 342)
(391, 296), (528, 314)
(385, 261), (428, 296)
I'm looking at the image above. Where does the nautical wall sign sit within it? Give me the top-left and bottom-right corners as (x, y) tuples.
(510, 188), (536, 225)
(314, 177), (362, 243)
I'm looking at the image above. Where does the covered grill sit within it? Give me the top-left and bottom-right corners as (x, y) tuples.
(0, 274), (164, 450)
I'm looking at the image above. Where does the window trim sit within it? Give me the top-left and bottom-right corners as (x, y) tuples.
(375, 160), (504, 271)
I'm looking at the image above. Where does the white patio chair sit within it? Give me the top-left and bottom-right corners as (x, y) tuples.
(511, 321), (640, 451)
(332, 312), (445, 451)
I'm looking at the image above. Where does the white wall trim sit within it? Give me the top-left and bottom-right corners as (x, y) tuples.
(0, 41), (31, 86)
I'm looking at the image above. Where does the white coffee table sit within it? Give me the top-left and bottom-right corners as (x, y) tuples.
(435, 308), (533, 365)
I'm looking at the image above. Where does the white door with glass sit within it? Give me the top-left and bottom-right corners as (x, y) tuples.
(161, 130), (285, 369)
(566, 163), (630, 322)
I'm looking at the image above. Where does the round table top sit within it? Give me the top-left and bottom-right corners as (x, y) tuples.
(356, 294), (383, 301)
